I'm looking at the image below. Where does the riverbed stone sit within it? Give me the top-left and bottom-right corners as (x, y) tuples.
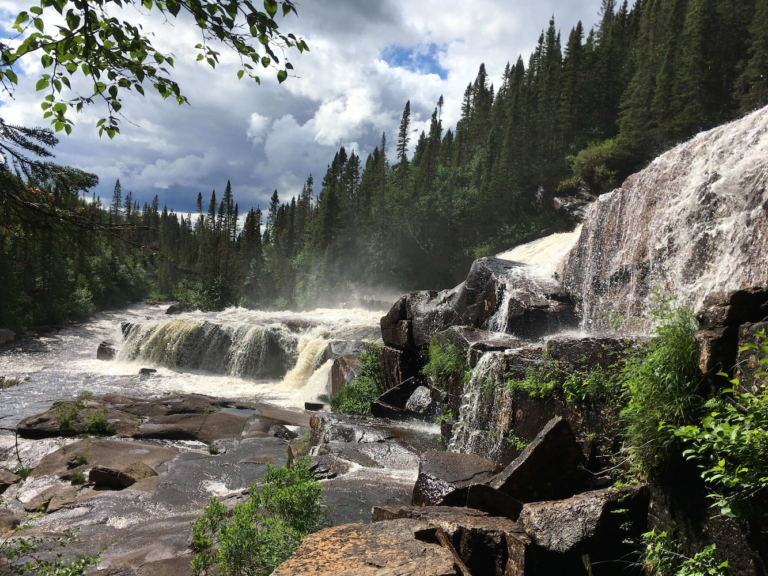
(23, 485), (77, 512)
(434, 326), (524, 366)
(490, 417), (590, 503)
(272, 519), (461, 576)
(412, 451), (499, 507)
(89, 461), (157, 489)
(268, 424), (298, 440)
(97, 341), (117, 361)
(0, 508), (23, 534)
(0, 469), (17, 493)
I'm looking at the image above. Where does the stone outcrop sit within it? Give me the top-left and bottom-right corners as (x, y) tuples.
(562, 107), (768, 333)
(0, 469), (17, 493)
(434, 326), (524, 367)
(490, 417), (590, 503)
(329, 355), (360, 397)
(378, 345), (418, 391)
(89, 461), (158, 489)
(23, 485), (78, 513)
(412, 451), (499, 507)
(381, 259), (577, 352)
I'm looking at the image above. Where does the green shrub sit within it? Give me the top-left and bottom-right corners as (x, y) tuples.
(674, 329), (768, 519)
(559, 136), (638, 193)
(0, 526), (97, 576)
(423, 338), (467, 390)
(620, 304), (702, 475)
(330, 343), (382, 415)
(83, 409), (113, 435)
(506, 359), (624, 404)
(208, 444), (220, 455)
(74, 455), (88, 467)
(69, 283), (96, 320)
(641, 530), (728, 576)
(190, 458), (327, 576)
(57, 403), (80, 434)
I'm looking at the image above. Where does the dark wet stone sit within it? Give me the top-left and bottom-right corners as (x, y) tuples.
(165, 304), (182, 315)
(490, 416), (590, 503)
(695, 327), (739, 376)
(378, 345), (420, 392)
(268, 424), (298, 441)
(412, 451), (499, 507)
(465, 484), (522, 520)
(544, 335), (635, 371)
(405, 386), (433, 413)
(89, 461), (157, 490)
(304, 402), (325, 411)
(440, 418), (455, 445)
(97, 341), (117, 361)
(698, 288), (768, 330)
(309, 454), (352, 480)
(434, 326), (524, 367)
(138, 368), (157, 376)
(371, 378), (423, 420)
(272, 519), (461, 576)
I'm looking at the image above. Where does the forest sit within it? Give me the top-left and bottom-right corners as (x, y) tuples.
(2, 0), (768, 330)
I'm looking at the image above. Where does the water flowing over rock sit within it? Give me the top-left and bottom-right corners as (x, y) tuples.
(563, 106), (768, 333)
(117, 319), (299, 379)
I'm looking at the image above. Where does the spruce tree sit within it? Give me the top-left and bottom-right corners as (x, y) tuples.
(738, 0), (768, 112)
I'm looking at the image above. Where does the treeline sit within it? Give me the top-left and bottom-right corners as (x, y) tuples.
(2, 0), (767, 325)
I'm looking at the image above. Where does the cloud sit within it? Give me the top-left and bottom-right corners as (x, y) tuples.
(0, 0), (605, 213)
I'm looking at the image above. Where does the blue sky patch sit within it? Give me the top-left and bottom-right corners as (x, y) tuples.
(382, 43), (448, 80)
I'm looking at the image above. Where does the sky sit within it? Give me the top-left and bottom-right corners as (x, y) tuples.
(0, 0), (604, 216)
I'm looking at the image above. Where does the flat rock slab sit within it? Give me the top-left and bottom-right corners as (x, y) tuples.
(90, 461), (157, 489)
(32, 439), (177, 480)
(23, 485), (77, 513)
(490, 416), (590, 503)
(17, 394), (255, 444)
(272, 519), (461, 576)
(412, 451), (499, 507)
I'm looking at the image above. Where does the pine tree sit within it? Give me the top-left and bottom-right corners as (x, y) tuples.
(738, 0), (768, 111)
(396, 101), (411, 178)
(111, 179), (122, 222)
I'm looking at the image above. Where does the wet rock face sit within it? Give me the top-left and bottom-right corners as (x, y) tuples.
(563, 108), (768, 333)
(96, 341), (117, 361)
(490, 417), (590, 503)
(434, 326), (524, 367)
(272, 519), (462, 576)
(412, 451), (499, 507)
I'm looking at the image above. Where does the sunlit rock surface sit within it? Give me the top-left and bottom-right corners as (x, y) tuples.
(563, 106), (768, 333)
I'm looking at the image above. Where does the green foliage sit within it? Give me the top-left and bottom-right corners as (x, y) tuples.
(69, 470), (86, 485)
(560, 137), (638, 193)
(330, 343), (382, 415)
(0, 526), (97, 576)
(56, 403), (80, 435)
(506, 358), (624, 404)
(74, 455), (88, 467)
(14, 466), (33, 480)
(208, 443), (220, 455)
(56, 391), (100, 435)
(190, 458), (327, 576)
(673, 330), (768, 519)
(83, 408), (113, 435)
(423, 338), (468, 390)
(506, 431), (528, 451)
(3, 0), (307, 136)
(641, 530), (728, 576)
(621, 304), (702, 475)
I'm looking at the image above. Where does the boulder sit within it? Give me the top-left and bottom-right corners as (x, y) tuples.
(381, 290), (459, 353)
(736, 321), (768, 392)
(271, 519), (461, 576)
(268, 424), (298, 441)
(139, 368), (157, 377)
(371, 378), (436, 420)
(0, 469), (17, 493)
(329, 355), (360, 397)
(97, 341), (117, 361)
(89, 460), (157, 489)
(465, 484), (523, 520)
(0, 329), (15, 347)
(412, 451), (499, 507)
(405, 386), (433, 414)
(23, 485), (77, 513)
(490, 417), (590, 503)
(165, 304), (182, 315)
(519, 486), (649, 557)
(544, 336), (635, 372)
(553, 194), (596, 222)
(309, 454), (352, 480)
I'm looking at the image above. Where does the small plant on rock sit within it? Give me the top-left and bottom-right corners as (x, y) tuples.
(83, 409), (113, 435)
(74, 455), (88, 467)
(208, 444), (219, 455)
(70, 470), (86, 485)
(190, 458), (327, 576)
(423, 338), (467, 390)
(641, 529), (728, 576)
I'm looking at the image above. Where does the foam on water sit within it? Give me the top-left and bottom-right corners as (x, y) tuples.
(496, 225), (583, 279)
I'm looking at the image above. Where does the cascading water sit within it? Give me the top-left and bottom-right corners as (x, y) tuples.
(448, 351), (513, 462)
(484, 227), (583, 335)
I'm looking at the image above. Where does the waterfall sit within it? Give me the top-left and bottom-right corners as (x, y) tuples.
(117, 319), (299, 379)
(448, 351), (512, 461)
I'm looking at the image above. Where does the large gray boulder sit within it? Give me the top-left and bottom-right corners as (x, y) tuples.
(412, 451), (499, 507)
